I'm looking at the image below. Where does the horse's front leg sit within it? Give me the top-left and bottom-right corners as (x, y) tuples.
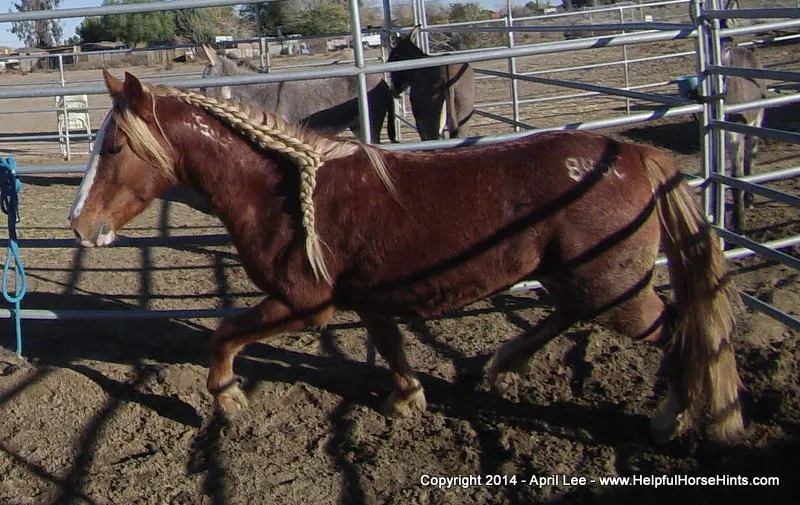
(358, 311), (426, 417)
(208, 297), (333, 417)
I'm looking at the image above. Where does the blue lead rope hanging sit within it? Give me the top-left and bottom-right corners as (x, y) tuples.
(0, 156), (26, 355)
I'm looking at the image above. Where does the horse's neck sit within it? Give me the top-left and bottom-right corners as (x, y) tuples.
(175, 115), (282, 222)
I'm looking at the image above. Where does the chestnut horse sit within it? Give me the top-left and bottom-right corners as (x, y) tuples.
(70, 71), (744, 442)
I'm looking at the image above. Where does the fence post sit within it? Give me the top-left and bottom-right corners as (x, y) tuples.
(692, 0), (715, 222)
(708, 0), (728, 240)
(506, 0), (521, 132)
(259, 36), (267, 70)
(619, 6), (632, 115)
(382, 0), (402, 142)
(57, 54), (72, 161)
(348, 0), (373, 144)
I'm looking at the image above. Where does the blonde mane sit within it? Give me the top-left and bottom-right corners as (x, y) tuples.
(114, 83), (396, 285)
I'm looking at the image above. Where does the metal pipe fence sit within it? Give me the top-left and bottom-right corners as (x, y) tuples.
(0, 0), (797, 342)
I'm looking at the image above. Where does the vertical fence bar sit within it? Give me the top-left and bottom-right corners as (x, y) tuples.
(348, 0), (372, 143)
(382, 0), (402, 142)
(259, 36), (267, 70)
(412, 0), (421, 40)
(419, 0), (431, 53)
(57, 54), (72, 161)
(506, 0), (521, 131)
(708, 0), (728, 239)
(620, 7), (632, 114)
(693, 0), (715, 220)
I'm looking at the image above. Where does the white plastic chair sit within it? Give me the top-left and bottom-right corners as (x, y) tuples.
(56, 94), (92, 160)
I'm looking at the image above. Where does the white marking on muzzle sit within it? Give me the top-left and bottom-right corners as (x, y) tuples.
(69, 112), (113, 221)
(81, 229), (116, 248)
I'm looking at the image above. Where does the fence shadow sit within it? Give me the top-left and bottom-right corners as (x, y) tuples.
(12, 292), (209, 368)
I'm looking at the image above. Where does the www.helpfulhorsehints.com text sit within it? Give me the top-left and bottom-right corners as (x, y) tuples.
(419, 473), (781, 490)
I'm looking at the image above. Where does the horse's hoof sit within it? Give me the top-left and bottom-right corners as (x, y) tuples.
(486, 355), (528, 395)
(215, 384), (249, 418)
(650, 410), (685, 444)
(382, 386), (427, 418)
(492, 371), (522, 397)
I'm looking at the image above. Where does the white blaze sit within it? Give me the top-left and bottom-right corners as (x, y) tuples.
(69, 112), (113, 221)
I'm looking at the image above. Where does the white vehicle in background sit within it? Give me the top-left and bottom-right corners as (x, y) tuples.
(362, 34), (381, 47)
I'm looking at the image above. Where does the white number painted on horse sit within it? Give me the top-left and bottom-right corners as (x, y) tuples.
(69, 111), (113, 220)
(565, 157), (624, 182)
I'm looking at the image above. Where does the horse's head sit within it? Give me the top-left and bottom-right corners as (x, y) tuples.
(69, 70), (177, 247)
(387, 25), (426, 95)
(200, 44), (234, 99)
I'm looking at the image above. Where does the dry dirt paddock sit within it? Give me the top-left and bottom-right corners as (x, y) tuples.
(0, 37), (798, 505)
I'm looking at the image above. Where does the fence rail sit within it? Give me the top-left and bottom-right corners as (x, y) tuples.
(0, 0), (798, 349)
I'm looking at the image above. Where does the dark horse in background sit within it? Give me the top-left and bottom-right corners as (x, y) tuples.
(200, 45), (397, 143)
(70, 70), (744, 445)
(388, 26), (475, 140)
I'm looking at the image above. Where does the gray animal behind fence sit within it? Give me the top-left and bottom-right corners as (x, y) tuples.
(200, 45), (396, 143)
(388, 26), (475, 140)
(721, 38), (767, 230)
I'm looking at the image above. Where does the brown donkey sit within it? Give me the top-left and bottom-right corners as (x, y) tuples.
(70, 71), (743, 442)
(388, 26), (474, 140)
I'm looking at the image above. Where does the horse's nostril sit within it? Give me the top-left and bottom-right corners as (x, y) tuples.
(73, 228), (82, 241)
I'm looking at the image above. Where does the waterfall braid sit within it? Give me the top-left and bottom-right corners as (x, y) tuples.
(126, 84), (396, 284)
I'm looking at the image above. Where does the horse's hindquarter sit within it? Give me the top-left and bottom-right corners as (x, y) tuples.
(319, 132), (655, 317)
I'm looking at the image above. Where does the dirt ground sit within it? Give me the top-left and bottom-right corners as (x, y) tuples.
(0, 34), (798, 505)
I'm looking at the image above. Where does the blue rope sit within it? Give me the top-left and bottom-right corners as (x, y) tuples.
(0, 157), (26, 355)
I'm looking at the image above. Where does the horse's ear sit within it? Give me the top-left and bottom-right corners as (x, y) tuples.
(720, 38), (734, 65)
(409, 24), (421, 40)
(122, 72), (153, 119)
(103, 69), (124, 97)
(390, 31), (399, 47)
(201, 44), (218, 65)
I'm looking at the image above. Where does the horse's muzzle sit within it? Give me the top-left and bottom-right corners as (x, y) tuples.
(72, 221), (116, 247)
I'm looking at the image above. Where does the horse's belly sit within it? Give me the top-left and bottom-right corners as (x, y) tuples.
(339, 253), (539, 318)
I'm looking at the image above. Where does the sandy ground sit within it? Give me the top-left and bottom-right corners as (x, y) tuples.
(0, 35), (797, 505)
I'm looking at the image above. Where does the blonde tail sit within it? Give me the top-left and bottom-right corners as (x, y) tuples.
(641, 146), (744, 441)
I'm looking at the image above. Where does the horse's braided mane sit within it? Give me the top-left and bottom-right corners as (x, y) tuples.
(140, 84), (396, 285)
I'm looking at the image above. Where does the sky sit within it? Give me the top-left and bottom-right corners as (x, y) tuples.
(1, 0), (96, 48)
(0, 0), (542, 49)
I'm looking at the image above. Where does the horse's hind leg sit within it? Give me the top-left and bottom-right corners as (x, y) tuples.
(743, 111), (763, 209)
(728, 131), (747, 231)
(603, 288), (688, 442)
(358, 311), (426, 417)
(486, 309), (573, 393)
(207, 298), (333, 417)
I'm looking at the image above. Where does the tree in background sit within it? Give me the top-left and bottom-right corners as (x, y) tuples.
(174, 7), (253, 43)
(76, 16), (116, 43)
(294, 3), (350, 35)
(242, 0), (382, 37)
(448, 2), (500, 50)
(241, 1), (303, 36)
(11, 0), (62, 48)
(76, 0), (175, 46)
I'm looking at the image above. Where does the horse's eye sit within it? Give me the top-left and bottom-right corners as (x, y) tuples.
(104, 144), (122, 155)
